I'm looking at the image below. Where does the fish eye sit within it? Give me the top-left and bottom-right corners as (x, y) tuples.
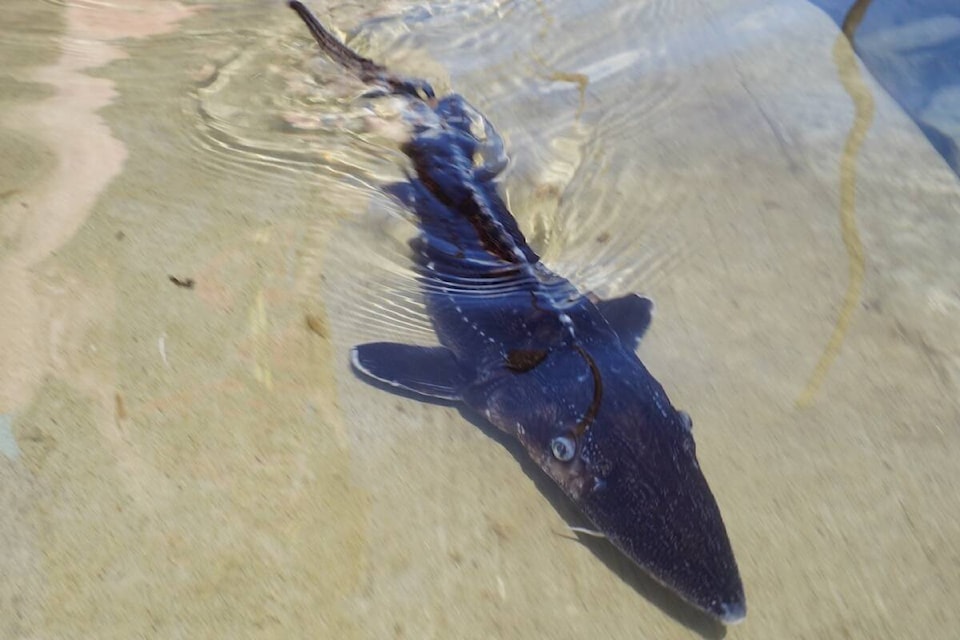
(678, 410), (693, 432)
(550, 435), (576, 462)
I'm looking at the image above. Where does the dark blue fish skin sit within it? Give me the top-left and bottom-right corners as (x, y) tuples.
(288, 0), (745, 624)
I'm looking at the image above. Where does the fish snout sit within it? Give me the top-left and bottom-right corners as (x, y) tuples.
(716, 599), (747, 625)
(569, 422), (746, 624)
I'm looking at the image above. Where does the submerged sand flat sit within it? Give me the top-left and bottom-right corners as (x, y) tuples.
(1, 0), (959, 638)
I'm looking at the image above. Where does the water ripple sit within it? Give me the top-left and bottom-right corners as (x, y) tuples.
(193, 0), (716, 345)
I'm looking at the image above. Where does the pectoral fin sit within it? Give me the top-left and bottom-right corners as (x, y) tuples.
(351, 342), (466, 401)
(596, 294), (654, 349)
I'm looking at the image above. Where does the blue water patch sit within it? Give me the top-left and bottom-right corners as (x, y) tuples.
(808, 0), (960, 174)
(0, 413), (21, 460)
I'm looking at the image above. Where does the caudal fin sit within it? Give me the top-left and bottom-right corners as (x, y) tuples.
(287, 1), (435, 100)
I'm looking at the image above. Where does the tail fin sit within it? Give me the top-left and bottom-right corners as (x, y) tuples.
(287, 1), (435, 100)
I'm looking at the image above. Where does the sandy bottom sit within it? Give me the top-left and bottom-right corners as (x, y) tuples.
(1, 0), (959, 638)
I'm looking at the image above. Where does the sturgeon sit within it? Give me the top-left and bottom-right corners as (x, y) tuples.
(288, 1), (745, 624)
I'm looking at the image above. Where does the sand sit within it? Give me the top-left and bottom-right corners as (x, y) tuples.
(1, 0), (958, 638)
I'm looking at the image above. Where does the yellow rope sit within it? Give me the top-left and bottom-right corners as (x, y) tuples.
(797, 0), (874, 407)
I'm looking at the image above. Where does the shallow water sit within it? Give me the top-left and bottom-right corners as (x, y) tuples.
(2, 0), (959, 637)
(810, 0), (960, 173)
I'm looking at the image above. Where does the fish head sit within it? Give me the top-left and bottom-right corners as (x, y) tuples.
(512, 368), (746, 624)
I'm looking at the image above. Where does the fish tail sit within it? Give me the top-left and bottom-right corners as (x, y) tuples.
(287, 1), (435, 101)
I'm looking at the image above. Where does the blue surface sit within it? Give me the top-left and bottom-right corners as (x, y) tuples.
(809, 0), (960, 173)
(0, 414), (20, 460)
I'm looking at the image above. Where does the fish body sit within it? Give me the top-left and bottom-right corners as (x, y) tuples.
(288, 1), (745, 624)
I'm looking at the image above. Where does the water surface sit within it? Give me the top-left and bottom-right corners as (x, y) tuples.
(2, 0), (959, 638)
(809, 0), (960, 172)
